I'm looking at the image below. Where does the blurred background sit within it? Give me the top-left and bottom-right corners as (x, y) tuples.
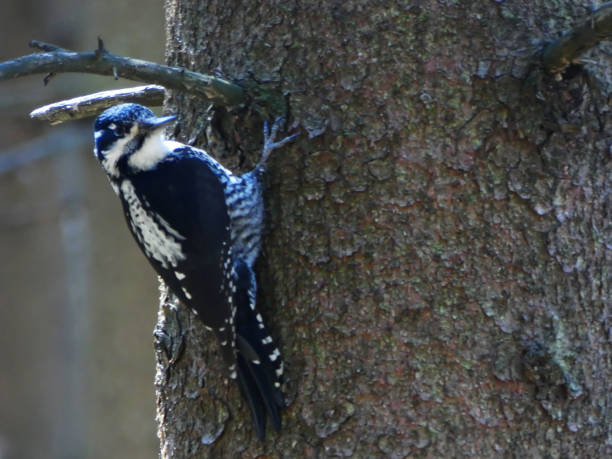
(1, 1), (165, 457)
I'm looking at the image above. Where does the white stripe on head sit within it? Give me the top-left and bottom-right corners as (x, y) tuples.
(99, 124), (137, 177)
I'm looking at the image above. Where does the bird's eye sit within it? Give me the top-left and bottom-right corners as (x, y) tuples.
(108, 123), (126, 136)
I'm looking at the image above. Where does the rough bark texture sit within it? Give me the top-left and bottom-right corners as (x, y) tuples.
(155, 1), (611, 457)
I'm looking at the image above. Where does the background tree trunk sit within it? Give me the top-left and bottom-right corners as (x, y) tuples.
(156, 1), (611, 456)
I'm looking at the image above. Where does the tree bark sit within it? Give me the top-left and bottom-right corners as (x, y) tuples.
(155, 1), (611, 456)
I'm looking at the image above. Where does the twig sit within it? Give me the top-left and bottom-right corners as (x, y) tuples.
(0, 40), (245, 106)
(30, 85), (167, 125)
(542, 2), (612, 74)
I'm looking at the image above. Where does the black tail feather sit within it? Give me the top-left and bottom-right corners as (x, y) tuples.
(236, 333), (285, 408)
(236, 351), (282, 440)
(236, 355), (267, 440)
(238, 336), (283, 418)
(232, 259), (285, 439)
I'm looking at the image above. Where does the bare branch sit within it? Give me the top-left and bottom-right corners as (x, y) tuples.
(542, 2), (612, 74)
(0, 41), (246, 106)
(30, 85), (167, 125)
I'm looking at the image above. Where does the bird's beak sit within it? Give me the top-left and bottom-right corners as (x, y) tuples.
(140, 114), (177, 132)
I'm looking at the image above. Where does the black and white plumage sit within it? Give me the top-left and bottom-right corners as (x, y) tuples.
(93, 103), (296, 440)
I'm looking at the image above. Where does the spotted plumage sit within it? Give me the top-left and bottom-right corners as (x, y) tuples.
(93, 103), (296, 440)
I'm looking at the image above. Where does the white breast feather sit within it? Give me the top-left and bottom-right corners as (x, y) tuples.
(128, 133), (172, 171)
(120, 180), (186, 269)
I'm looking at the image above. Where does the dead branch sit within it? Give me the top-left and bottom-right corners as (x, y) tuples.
(542, 2), (612, 74)
(0, 39), (245, 106)
(30, 85), (166, 125)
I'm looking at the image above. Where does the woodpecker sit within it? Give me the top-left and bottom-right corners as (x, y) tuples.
(93, 103), (296, 440)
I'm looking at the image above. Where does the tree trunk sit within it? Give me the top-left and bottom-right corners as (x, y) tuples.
(155, 1), (611, 456)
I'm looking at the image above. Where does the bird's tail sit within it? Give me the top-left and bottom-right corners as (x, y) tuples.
(233, 260), (285, 440)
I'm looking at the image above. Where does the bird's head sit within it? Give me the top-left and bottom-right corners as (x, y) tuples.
(93, 103), (177, 177)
